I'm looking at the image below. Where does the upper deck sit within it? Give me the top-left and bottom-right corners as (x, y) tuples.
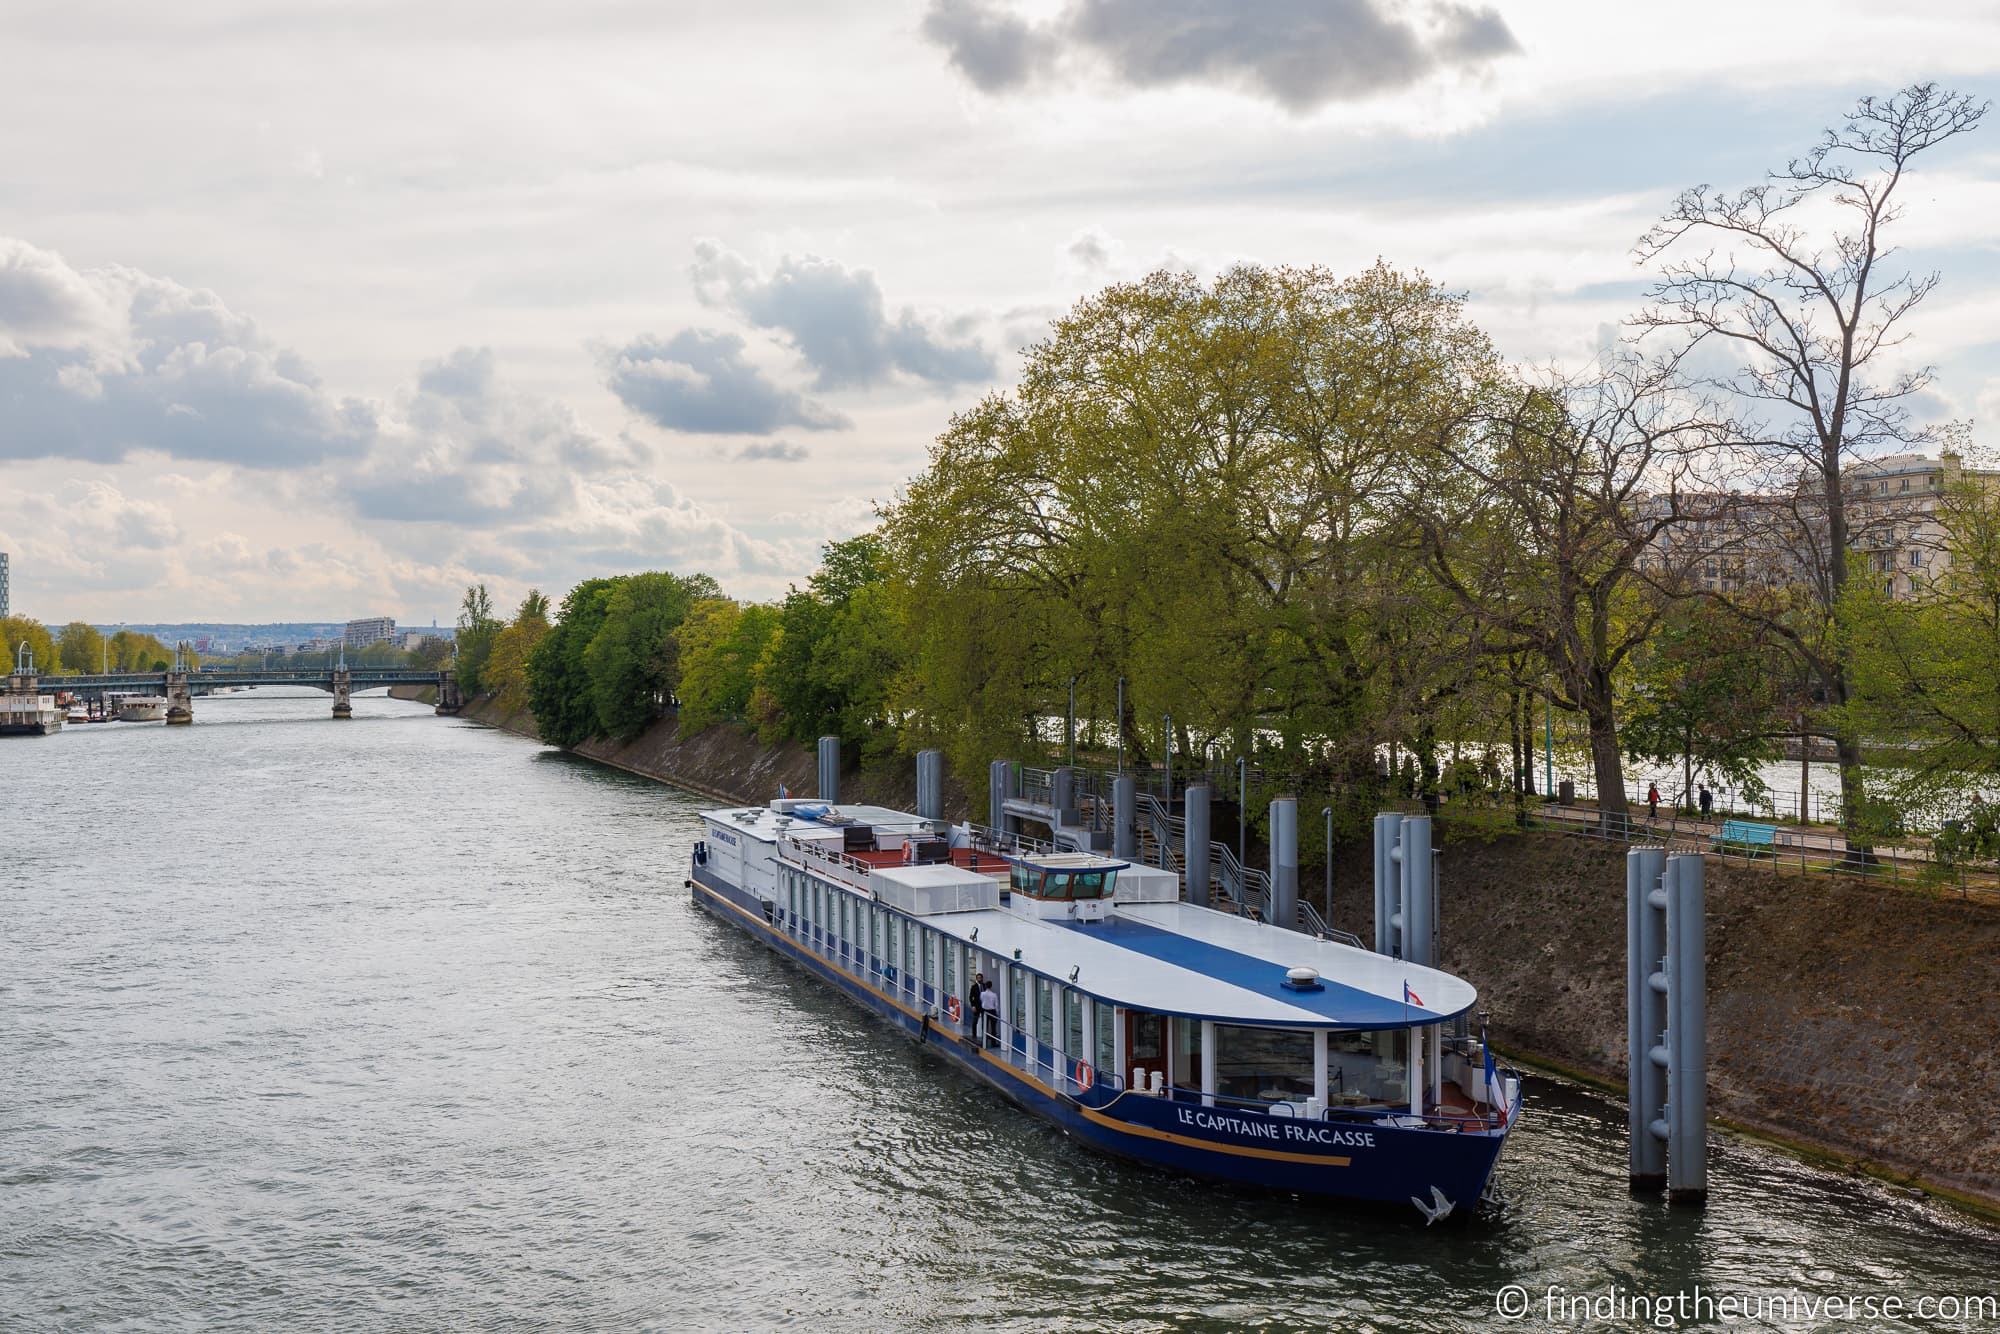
(700, 798), (1476, 1030)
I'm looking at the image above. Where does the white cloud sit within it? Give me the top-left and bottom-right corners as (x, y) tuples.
(0, 237), (367, 466)
(690, 240), (997, 391)
(601, 328), (850, 434)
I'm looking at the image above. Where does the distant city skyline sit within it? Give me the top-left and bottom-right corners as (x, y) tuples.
(1, 2), (1994, 621)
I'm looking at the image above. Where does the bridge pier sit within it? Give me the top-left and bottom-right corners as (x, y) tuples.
(435, 671), (464, 716)
(164, 671), (193, 725)
(331, 667), (353, 719)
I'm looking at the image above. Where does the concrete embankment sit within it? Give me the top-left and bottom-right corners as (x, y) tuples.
(394, 686), (2000, 1214)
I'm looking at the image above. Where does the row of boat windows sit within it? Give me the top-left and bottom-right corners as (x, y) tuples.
(773, 865), (1419, 1109)
(779, 866), (1116, 1074)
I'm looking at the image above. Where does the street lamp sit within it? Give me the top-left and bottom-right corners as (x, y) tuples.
(1322, 805), (1334, 928)
(1238, 755), (1247, 870)
(1115, 677), (1124, 772)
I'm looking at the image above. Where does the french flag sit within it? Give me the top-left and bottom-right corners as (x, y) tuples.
(1403, 980), (1424, 1009)
(779, 783), (789, 799)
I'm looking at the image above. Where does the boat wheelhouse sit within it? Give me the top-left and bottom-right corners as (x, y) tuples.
(689, 799), (1519, 1220)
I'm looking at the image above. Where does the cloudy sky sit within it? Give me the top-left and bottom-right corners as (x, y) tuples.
(2, 1), (1995, 624)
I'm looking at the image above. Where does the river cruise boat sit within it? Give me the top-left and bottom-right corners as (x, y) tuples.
(689, 799), (1520, 1221)
(0, 690), (65, 736)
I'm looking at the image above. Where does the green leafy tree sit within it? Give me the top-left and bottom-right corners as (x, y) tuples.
(105, 629), (170, 670)
(761, 535), (899, 754)
(1844, 455), (2000, 825)
(487, 590), (551, 714)
(882, 263), (1497, 782)
(56, 622), (104, 674)
(408, 636), (455, 670)
(527, 578), (621, 748)
(583, 572), (717, 740)
(674, 598), (780, 735)
(455, 583), (501, 695)
(1621, 598), (1786, 809)
(2, 617), (60, 678)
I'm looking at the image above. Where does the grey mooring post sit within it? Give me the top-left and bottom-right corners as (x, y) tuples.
(1627, 847), (1706, 1200)
(1666, 853), (1708, 1204)
(1052, 766), (1076, 823)
(1183, 784), (1212, 907)
(1397, 814), (1434, 967)
(1372, 812), (1403, 955)
(1112, 773), (1137, 860)
(817, 736), (840, 802)
(915, 749), (944, 823)
(1269, 797), (1298, 929)
(989, 759), (1010, 834)
(1626, 846), (1668, 1190)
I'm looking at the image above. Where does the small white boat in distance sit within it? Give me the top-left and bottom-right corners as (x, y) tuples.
(111, 694), (168, 722)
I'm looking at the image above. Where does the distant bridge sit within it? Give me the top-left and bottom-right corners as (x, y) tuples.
(6, 666), (463, 723)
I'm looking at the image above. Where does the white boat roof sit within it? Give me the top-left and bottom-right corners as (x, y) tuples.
(703, 797), (1477, 1029)
(925, 899), (1474, 1029)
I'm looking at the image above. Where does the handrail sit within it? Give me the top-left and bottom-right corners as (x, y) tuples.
(1297, 901), (1366, 949)
(777, 843), (879, 891)
(1213, 841), (1270, 920)
(962, 821), (1054, 857)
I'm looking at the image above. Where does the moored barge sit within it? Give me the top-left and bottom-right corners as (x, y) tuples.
(689, 799), (1519, 1221)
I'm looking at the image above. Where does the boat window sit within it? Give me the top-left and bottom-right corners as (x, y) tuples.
(1035, 977), (1054, 1046)
(902, 920), (916, 980)
(923, 929), (937, 986)
(1010, 972), (1027, 1034)
(871, 908), (883, 962)
(1009, 864), (1044, 897)
(943, 939), (956, 994)
(1068, 871), (1105, 899)
(1175, 1018), (1202, 1091)
(1064, 989), (1084, 1059)
(1213, 1025), (1314, 1102)
(1094, 1004), (1114, 1073)
(1325, 1029), (1407, 1106)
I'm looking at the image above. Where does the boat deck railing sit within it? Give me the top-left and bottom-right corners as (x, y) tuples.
(777, 838), (881, 893)
(1145, 1080), (1508, 1133)
(962, 821), (1055, 859)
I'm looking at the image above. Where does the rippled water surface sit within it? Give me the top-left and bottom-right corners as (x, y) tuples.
(5, 690), (1999, 1331)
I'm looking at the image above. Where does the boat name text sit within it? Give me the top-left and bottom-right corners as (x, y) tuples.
(1174, 1108), (1376, 1149)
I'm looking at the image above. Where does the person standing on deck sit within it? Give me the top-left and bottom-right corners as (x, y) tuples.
(965, 972), (985, 1041)
(979, 978), (1000, 1048)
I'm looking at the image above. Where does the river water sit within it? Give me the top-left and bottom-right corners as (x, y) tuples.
(5, 689), (1998, 1331)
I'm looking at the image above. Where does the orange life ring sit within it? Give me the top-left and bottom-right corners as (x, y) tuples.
(946, 996), (963, 1023)
(1074, 1060), (1094, 1090)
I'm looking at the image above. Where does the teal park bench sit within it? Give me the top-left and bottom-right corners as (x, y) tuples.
(1712, 819), (1780, 857)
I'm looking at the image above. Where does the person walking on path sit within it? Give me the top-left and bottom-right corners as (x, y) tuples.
(1647, 783), (1660, 822)
(1698, 785), (1714, 821)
